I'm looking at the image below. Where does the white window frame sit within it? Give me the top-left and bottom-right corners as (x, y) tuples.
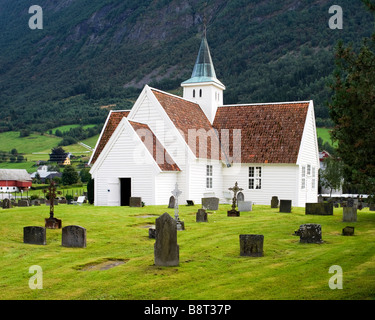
(206, 165), (213, 189)
(249, 166), (262, 190)
(301, 166), (306, 189)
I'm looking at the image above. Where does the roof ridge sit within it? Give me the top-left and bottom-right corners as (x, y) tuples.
(221, 101), (311, 107)
(149, 87), (200, 105)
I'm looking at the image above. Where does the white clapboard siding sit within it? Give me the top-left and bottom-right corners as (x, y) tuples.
(93, 121), (159, 206)
(222, 163), (299, 206)
(296, 101), (320, 206)
(155, 172), (178, 205)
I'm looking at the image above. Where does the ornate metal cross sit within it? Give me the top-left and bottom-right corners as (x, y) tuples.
(171, 183), (182, 221)
(48, 180), (56, 219)
(228, 181), (243, 211)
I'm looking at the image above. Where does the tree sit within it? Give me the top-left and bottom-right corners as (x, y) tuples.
(329, 1), (375, 199)
(79, 168), (91, 183)
(61, 165), (79, 185)
(320, 157), (344, 197)
(87, 177), (94, 205)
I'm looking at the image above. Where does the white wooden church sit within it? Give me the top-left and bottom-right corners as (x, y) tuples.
(89, 35), (319, 207)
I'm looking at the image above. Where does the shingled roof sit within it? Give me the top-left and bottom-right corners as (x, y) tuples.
(151, 89), (221, 160)
(213, 102), (310, 164)
(90, 110), (130, 165)
(128, 121), (180, 172)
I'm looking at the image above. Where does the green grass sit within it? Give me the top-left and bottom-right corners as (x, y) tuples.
(0, 204), (374, 300)
(317, 127), (337, 147)
(46, 124), (97, 135)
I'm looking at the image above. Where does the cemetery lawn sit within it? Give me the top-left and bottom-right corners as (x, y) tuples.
(0, 204), (374, 300)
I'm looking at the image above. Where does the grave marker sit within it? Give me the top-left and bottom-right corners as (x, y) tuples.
(201, 197), (219, 211)
(239, 234), (264, 257)
(62, 225), (86, 248)
(23, 226), (46, 245)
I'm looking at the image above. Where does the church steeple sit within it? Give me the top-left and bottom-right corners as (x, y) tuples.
(181, 34), (225, 124)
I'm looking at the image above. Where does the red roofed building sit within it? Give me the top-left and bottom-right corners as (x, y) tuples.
(0, 169), (32, 193)
(89, 34), (319, 207)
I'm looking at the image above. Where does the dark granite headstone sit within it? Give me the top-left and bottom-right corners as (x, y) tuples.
(201, 197), (219, 211)
(342, 226), (355, 236)
(18, 200), (29, 207)
(149, 227), (156, 239)
(240, 234), (264, 257)
(279, 200), (292, 213)
(298, 224), (323, 244)
(168, 196), (175, 209)
(23, 226), (46, 245)
(129, 197), (142, 207)
(271, 196), (279, 208)
(305, 203), (333, 216)
(154, 213), (179, 266)
(196, 209), (208, 222)
(343, 206), (357, 222)
(2, 198), (11, 209)
(45, 217), (62, 229)
(62, 225), (86, 248)
(186, 200), (194, 206)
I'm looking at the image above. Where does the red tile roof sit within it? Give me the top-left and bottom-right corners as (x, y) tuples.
(90, 110), (130, 165)
(213, 103), (309, 164)
(151, 89), (221, 160)
(128, 121), (180, 172)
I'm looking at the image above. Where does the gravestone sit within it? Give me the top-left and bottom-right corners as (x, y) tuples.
(238, 201), (252, 212)
(318, 195), (323, 203)
(186, 200), (195, 206)
(237, 192), (244, 202)
(196, 209), (208, 222)
(18, 199), (29, 207)
(370, 204), (375, 211)
(342, 226), (355, 236)
(201, 197), (219, 211)
(271, 196), (279, 208)
(2, 198), (11, 209)
(149, 227), (156, 239)
(297, 224), (323, 244)
(62, 225), (86, 248)
(343, 206), (357, 222)
(239, 234), (264, 257)
(154, 213), (179, 267)
(279, 200), (292, 213)
(168, 196), (175, 209)
(129, 197), (142, 207)
(305, 203), (333, 216)
(23, 226), (46, 245)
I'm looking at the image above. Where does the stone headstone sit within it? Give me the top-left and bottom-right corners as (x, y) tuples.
(271, 196), (279, 208)
(62, 225), (86, 248)
(45, 217), (62, 229)
(279, 200), (292, 213)
(237, 192), (244, 202)
(149, 227), (156, 239)
(369, 204), (375, 211)
(343, 206), (357, 222)
(318, 195), (323, 203)
(305, 203), (333, 216)
(347, 198), (354, 207)
(201, 197), (219, 211)
(196, 209), (208, 222)
(168, 196), (175, 209)
(18, 199), (29, 207)
(238, 201), (252, 212)
(154, 213), (179, 267)
(23, 226), (46, 245)
(186, 200), (195, 206)
(129, 197), (142, 207)
(239, 234), (264, 257)
(298, 224), (323, 244)
(2, 198), (11, 209)
(227, 210), (240, 217)
(342, 226), (355, 236)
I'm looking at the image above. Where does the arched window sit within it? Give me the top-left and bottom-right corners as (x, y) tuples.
(193, 89), (195, 98)
(199, 89), (202, 97)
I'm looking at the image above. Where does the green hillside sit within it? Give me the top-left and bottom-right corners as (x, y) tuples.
(0, 0), (374, 132)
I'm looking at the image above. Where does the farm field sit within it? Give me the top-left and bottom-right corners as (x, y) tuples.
(0, 203), (374, 300)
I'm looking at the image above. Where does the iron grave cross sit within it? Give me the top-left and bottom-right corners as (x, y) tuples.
(171, 183), (182, 221)
(228, 181), (243, 211)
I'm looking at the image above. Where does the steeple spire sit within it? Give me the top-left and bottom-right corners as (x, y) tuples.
(181, 34), (224, 88)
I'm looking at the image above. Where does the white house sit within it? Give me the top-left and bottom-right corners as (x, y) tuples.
(89, 35), (319, 207)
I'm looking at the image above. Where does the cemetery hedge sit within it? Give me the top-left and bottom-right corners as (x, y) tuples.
(0, 204), (374, 300)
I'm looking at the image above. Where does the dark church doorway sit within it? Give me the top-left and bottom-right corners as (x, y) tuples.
(120, 178), (131, 206)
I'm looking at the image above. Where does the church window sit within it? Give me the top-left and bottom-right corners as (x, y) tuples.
(193, 89), (195, 98)
(301, 166), (306, 189)
(249, 166), (262, 189)
(199, 89), (202, 97)
(206, 165), (213, 189)
(312, 166), (316, 189)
